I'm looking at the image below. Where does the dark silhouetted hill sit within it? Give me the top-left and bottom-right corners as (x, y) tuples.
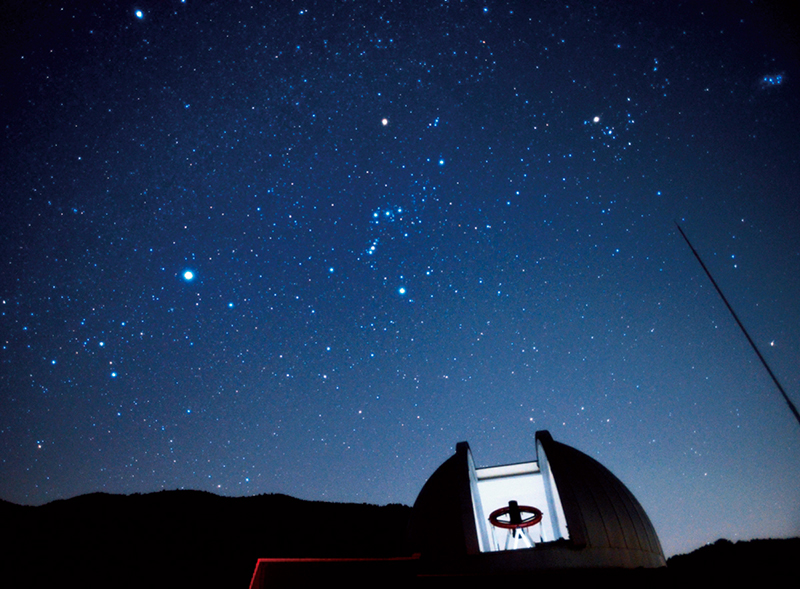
(666, 537), (800, 584)
(2, 492), (796, 588)
(1, 491), (412, 588)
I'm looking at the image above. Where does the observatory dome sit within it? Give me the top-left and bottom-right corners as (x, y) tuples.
(411, 430), (665, 571)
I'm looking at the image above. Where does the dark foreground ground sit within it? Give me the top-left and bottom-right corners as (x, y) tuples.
(2, 491), (797, 588)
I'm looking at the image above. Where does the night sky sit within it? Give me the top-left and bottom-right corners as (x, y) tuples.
(2, 1), (799, 558)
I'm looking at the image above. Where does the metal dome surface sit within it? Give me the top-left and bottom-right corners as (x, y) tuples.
(411, 430), (665, 571)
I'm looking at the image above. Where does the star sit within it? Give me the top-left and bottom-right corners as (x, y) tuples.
(3, 2), (797, 563)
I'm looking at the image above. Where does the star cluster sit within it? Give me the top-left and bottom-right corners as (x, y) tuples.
(2, 1), (799, 557)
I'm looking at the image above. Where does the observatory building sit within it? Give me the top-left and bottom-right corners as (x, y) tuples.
(411, 430), (665, 573)
(249, 430), (664, 586)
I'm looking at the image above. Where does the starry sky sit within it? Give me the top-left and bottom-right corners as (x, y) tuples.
(2, 1), (799, 558)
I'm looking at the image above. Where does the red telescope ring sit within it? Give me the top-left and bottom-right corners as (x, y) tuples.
(488, 505), (543, 529)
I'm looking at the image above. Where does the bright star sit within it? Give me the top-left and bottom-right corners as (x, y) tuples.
(398, 287), (406, 295)
(183, 270), (195, 281)
(381, 118), (389, 126)
(135, 9), (144, 19)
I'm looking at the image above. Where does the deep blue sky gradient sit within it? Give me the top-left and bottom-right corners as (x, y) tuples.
(2, 1), (799, 557)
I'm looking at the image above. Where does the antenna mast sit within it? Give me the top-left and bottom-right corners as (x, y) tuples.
(675, 221), (800, 428)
